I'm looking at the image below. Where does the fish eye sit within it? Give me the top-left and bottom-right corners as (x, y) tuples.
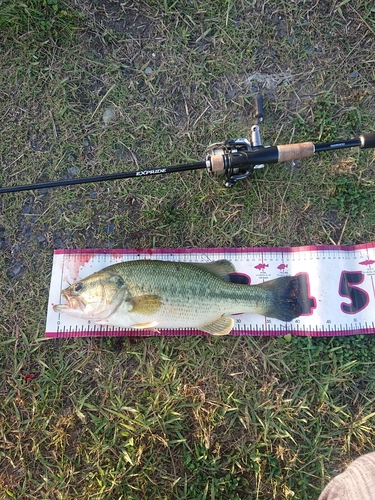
(74, 283), (84, 292)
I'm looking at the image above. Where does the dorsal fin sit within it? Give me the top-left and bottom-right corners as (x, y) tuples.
(193, 259), (236, 279)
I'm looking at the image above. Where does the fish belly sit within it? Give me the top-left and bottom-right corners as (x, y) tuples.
(97, 297), (231, 330)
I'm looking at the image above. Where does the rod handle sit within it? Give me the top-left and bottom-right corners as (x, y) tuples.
(277, 142), (315, 162)
(360, 133), (375, 149)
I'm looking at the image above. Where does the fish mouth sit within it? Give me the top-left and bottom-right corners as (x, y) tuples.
(61, 290), (85, 311)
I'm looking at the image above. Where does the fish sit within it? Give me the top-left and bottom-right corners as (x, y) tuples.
(254, 263), (269, 270)
(359, 259), (375, 266)
(277, 264), (288, 271)
(53, 259), (308, 336)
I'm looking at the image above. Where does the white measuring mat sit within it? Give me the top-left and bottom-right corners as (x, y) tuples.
(46, 244), (375, 338)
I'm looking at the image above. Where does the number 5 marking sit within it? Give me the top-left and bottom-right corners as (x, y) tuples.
(339, 271), (369, 314)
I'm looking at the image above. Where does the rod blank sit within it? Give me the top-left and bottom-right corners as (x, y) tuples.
(0, 162), (207, 194)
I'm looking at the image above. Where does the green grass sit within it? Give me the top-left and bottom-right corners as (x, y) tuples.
(1, 0), (375, 498)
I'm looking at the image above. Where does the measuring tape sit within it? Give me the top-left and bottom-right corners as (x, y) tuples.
(46, 244), (375, 338)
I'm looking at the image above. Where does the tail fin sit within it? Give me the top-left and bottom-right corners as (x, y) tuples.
(259, 273), (315, 322)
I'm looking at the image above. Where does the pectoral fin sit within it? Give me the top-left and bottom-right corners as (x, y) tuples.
(130, 294), (162, 315)
(200, 317), (234, 336)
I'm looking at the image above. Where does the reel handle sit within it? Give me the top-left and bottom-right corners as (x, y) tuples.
(253, 93), (263, 122)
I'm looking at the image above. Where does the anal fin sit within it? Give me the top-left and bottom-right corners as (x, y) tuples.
(200, 317), (234, 336)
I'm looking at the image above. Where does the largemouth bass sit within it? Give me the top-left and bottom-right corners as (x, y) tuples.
(53, 259), (309, 335)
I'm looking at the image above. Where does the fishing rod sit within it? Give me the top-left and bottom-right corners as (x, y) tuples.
(1, 94), (375, 193)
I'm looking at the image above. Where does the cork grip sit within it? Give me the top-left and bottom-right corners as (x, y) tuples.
(277, 142), (315, 162)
